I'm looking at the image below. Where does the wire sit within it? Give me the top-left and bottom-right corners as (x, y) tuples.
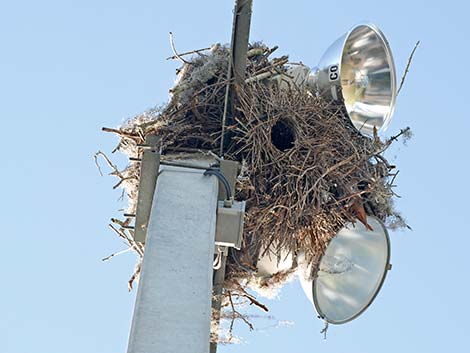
(230, 247), (254, 273)
(213, 247), (223, 270)
(203, 169), (232, 200)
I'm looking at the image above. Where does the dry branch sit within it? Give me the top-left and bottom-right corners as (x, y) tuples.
(397, 41), (420, 96)
(166, 46), (211, 60)
(169, 32), (191, 64)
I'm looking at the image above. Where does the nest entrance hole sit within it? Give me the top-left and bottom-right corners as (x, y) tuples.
(271, 119), (296, 151)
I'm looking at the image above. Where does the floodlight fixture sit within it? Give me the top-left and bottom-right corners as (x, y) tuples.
(299, 216), (391, 324)
(284, 23), (397, 137)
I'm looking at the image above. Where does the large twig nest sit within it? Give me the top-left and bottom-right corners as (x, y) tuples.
(98, 42), (411, 341)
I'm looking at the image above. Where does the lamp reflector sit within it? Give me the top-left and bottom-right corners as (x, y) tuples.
(309, 23), (397, 136)
(299, 216), (391, 324)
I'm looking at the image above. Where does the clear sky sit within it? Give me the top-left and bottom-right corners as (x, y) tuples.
(1, 0), (468, 352)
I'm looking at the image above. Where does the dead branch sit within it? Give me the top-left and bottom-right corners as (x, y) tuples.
(320, 321), (329, 340)
(230, 287), (269, 312)
(94, 151), (121, 175)
(397, 41), (420, 96)
(166, 46), (211, 60)
(383, 127), (411, 150)
(102, 126), (139, 139)
(113, 176), (137, 190)
(102, 246), (134, 261)
(93, 154), (104, 176)
(227, 291), (236, 340)
(128, 261), (142, 291)
(169, 32), (190, 64)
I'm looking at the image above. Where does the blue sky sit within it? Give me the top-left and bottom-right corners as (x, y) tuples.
(1, 0), (469, 352)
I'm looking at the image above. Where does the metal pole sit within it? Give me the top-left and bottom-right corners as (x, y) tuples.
(220, 0), (253, 155)
(231, 0), (253, 84)
(126, 164), (219, 353)
(213, 1), (253, 349)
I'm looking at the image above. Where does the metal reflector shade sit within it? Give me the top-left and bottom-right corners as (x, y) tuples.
(309, 24), (397, 136)
(299, 216), (391, 324)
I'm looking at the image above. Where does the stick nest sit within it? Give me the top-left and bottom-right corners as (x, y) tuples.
(98, 42), (411, 341)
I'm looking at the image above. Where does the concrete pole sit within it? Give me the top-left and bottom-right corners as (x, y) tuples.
(126, 164), (219, 353)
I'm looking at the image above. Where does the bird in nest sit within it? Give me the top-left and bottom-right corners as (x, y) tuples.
(349, 198), (374, 231)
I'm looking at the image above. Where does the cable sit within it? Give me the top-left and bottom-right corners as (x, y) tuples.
(203, 169), (232, 200)
(229, 247), (254, 273)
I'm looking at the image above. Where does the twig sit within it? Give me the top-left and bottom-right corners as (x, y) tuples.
(169, 32), (190, 64)
(245, 71), (276, 83)
(110, 217), (131, 228)
(373, 154), (395, 170)
(93, 154), (104, 176)
(225, 290), (255, 337)
(94, 151), (120, 176)
(397, 41), (420, 96)
(229, 281), (269, 312)
(166, 46), (211, 60)
(304, 155), (356, 202)
(320, 321), (329, 339)
(333, 189), (371, 205)
(263, 45), (278, 58)
(389, 170), (400, 186)
(237, 312), (254, 331)
(102, 126), (139, 139)
(228, 291), (236, 340)
(239, 293), (269, 312)
(128, 261), (142, 291)
(108, 223), (129, 241)
(102, 246), (134, 261)
(107, 224), (144, 257)
(113, 176), (136, 190)
(383, 127), (411, 150)
(95, 150), (137, 191)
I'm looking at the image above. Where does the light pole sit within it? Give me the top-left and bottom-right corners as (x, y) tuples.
(115, 1), (403, 351)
